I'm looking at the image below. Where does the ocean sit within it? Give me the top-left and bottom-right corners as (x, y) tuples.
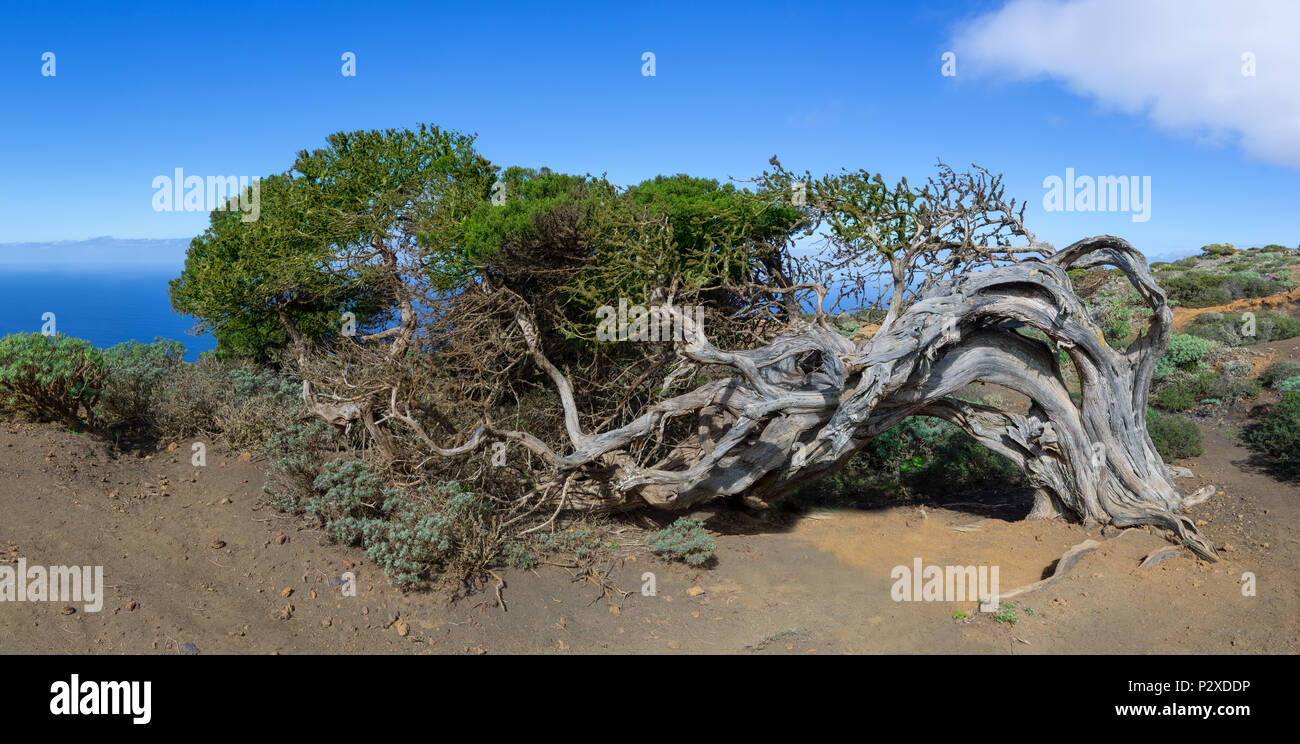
(0, 268), (216, 361)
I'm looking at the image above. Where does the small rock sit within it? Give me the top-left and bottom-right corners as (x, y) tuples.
(321, 617), (332, 628)
(179, 642), (199, 656)
(275, 534), (287, 545)
(60, 606), (76, 615)
(125, 599), (139, 611)
(281, 587), (293, 598)
(210, 540), (226, 549)
(395, 620), (410, 637)
(685, 586), (705, 597)
(236, 452), (252, 462)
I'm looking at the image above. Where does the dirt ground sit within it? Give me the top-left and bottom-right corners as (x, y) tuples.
(1, 401), (1295, 655)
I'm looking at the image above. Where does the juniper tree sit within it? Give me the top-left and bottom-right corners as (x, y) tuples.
(173, 126), (1216, 560)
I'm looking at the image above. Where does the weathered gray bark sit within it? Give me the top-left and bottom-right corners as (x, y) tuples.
(299, 234), (1216, 560)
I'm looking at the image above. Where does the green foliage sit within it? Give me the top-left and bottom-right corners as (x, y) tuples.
(1240, 392), (1300, 477)
(1279, 376), (1300, 393)
(99, 338), (185, 425)
(992, 603), (1019, 625)
(1261, 244), (1288, 252)
(171, 125), (493, 360)
(1187, 311), (1300, 346)
(260, 421), (340, 513)
(1097, 303), (1133, 345)
(527, 524), (606, 562)
(503, 542), (538, 569)
(309, 459), (385, 543)
(442, 168), (802, 345)
(901, 422), (1026, 495)
(1153, 362), (1258, 412)
(0, 333), (107, 430)
(1200, 243), (1237, 257)
(354, 482), (500, 587)
(1259, 361), (1300, 389)
(269, 462), (502, 587)
(1146, 409), (1203, 459)
(1159, 270), (1289, 308)
(648, 517), (716, 567)
(152, 356), (305, 447)
(792, 415), (1026, 507)
(1156, 334), (1219, 375)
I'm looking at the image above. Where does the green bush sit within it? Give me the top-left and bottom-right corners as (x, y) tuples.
(1153, 364), (1258, 412)
(1259, 361), (1300, 389)
(153, 356), (304, 447)
(354, 481), (500, 586)
(648, 517), (716, 567)
(309, 459), (385, 543)
(1097, 304), (1133, 345)
(260, 421), (340, 513)
(1186, 311), (1300, 347)
(1160, 270), (1287, 308)
(1261, 244), (1288, 252)
(1157, 334), (1219, 375)
(1146, 409), (1203, 459)
(1153, 377), (1200, 411)
(99, 338), (185, 425)
(1279, 376), (1300, 393)
(0, 333), (107, 430)
(1240, 392), (1300, 476)
(791, 415), (1028, 507)
(1201, 243), (1237, 257)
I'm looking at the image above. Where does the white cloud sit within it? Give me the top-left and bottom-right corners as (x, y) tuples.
(951, 0), (1300, 168)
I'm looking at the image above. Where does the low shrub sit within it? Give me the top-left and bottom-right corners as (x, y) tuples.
(99, 338), (185, 425)
(1153, 365), (1258, 412)
(1146, 409), (1203, 459)
(648, 517), (716, 567)
(1240, 392), (1300, 477)
(1259, 361), (1300, 389)
(1187, 311), (1300, 346)
(1096, 303), (1133, 345)
(260, 421), (341, 513)
(154, 356), (304, 447)
(1200, 243), (1236, 257)
(355, 481), (501, 586)
(310, 459), (386, 543)
(0, 333), (107, 430)
(1160, 270), (1288, 308)
(1156, 334), (1219, 376)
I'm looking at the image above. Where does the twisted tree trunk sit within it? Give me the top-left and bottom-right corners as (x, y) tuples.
(475, 235), (1214, 559)
(297, 234), (1216, 560)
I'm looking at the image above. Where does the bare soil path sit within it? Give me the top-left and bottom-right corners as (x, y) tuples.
(2, 413), (1294, 654)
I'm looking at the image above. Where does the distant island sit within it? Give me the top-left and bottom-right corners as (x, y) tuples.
(0, 237), (191, 270)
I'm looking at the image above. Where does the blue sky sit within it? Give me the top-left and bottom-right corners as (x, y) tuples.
(0, 0), (1296, 262)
